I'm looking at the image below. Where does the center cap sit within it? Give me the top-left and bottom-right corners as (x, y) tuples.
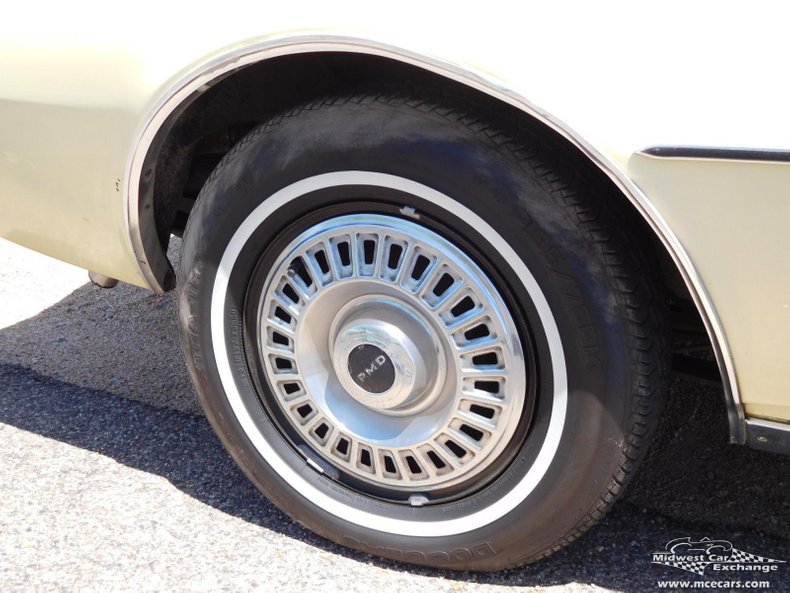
(347, 344), (396, 394)
(329, 296), (447, 415)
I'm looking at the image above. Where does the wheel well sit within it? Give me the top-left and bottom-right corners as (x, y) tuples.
(139, 50), (720, 390)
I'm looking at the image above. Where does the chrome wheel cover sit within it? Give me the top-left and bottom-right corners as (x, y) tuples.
(257, 213), (527, 494)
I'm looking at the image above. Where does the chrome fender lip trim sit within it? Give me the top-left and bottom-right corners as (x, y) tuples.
(123, 33), (743, 443)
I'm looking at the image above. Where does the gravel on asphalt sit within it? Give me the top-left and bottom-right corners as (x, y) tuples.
(1, 238), (787, 592)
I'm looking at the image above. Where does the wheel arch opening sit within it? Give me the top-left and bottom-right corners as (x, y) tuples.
(131, 47), (738, 440)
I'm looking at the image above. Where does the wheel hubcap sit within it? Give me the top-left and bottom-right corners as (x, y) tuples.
(256, 213), (527, 495)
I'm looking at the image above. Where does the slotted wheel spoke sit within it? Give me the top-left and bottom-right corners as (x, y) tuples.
(257, 214), (527, 496)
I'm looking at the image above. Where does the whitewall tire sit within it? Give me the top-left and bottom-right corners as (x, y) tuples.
(177, 89), (667, 570)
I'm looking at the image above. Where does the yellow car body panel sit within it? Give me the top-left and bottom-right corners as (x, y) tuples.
(629, 154), (790, 422)
(0, 3), (788, 425)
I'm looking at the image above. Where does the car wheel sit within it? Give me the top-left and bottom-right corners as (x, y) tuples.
(177, 88), (667, 570)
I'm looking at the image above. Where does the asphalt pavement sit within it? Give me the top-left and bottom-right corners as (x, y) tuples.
(0, 238), (787, 592)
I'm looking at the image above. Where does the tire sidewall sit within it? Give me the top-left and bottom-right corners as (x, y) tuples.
(178, 99), (637, 569)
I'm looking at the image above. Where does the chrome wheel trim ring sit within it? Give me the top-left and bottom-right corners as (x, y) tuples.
(257, 214), (528, 493)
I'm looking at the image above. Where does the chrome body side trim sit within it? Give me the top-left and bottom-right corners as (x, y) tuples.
(745, 418), (790, 456)
(123, 34), (744, 443)
(640, 146), (790, 164)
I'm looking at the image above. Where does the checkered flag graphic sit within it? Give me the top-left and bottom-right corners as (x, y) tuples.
(656, 558), (710, 576)
(728, 548), (784, 565)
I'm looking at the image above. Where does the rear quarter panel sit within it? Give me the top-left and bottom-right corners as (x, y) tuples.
(629, 154), (790, 421)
